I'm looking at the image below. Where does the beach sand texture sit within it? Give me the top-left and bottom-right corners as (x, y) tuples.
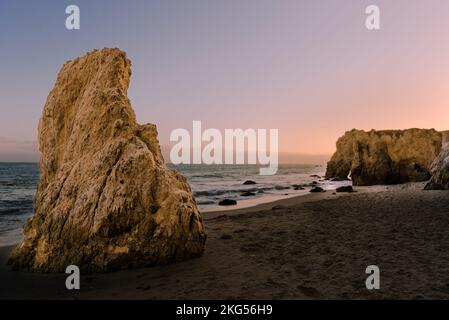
(1, 183), (449, 299)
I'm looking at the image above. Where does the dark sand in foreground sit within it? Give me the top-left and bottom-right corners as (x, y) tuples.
(1, 184), (449, 299)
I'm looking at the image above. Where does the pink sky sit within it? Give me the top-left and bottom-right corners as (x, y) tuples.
(1, 1), (449, 162)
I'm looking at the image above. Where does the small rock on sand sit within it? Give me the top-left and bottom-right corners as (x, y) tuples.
(310, 186), (325, 193)
(336, 186), (354, 193)
(219, 199), (237, 206)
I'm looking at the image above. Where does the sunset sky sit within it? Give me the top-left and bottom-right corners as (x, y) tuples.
(1, 0), (449, 162)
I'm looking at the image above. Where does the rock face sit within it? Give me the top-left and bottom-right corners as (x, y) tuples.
(425, 147), (449, 190)
(325, 129), (444, 186)
(8, 48), (206, 272)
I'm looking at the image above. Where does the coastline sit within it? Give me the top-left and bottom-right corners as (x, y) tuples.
(201, 184), (387, 218)
(0, 184), (379, 249)
(3, 182), (449, 299)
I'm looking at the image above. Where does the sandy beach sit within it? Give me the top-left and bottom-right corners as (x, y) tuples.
(1, 183), (449, 300)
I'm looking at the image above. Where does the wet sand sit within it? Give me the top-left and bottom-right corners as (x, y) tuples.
(1, 183), (449, 300)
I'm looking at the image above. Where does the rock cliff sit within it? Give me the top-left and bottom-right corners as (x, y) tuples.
(425, 146), (449, 190)
(325, 129), (444, 186)
(8, 48), (206, 272)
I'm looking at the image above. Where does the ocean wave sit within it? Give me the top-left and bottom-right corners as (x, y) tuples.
(189, 174), (225, 178)
(194, 187), (271, 197)
(0, 181), (16, 187)
(195, 199), (216, 205)
(0, 199), (33, 216)
(0, 163), (327, 245)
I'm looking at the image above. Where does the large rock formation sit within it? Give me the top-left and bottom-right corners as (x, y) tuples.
(8, 48), (206, 272)
(425, 132), (449, 190)
(325, 129), (444, 186)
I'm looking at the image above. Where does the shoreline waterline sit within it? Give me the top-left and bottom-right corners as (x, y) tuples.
(0, 183), (392, 249)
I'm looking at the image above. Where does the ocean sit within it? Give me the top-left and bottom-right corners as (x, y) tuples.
(0, 163), (350, 247)
(0, 163), (39, 247)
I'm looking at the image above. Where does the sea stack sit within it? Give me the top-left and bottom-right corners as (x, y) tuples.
(425, 131), (449, 190)
(8, 48), (206, 272)
(325, 129), (444, 186)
